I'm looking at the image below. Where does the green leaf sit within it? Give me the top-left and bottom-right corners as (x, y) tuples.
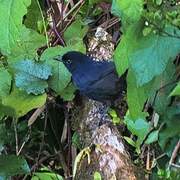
(60, 83), (76, 101)
(123, 136), (136, 147)
(72, 132), (82, 149)
(24, 0), (42, 31)
(125, 115), (150, 146)
(64, 18), (87, 52)
(0, 155), (30, 177)
(127, 70), (149, 119)
(152, 62), (175, 114)
(41, 46), (76, 100)
(111, 0), (143, 29)
(41, 47), (72, 93)
(114, 22), (144, 76)
(14, 60), (52, 95)
(8, 27), (46, 63)
(0, 68), (12, 98)
(94, 171), (102, 180)
(32, 172), (63, 180)
(169, 82), (180, 96)
(41, 47), (71, 93)
(0, 0), (31, 55)
(64, 17), (88, 42)
(130, 25), (180, 86)
(145, 130), (159, 144)
(0, 88), (47, 117)
(114, 36), (129, 76)
(115, 24), (180, 86)
(155, 0), (162, 5)
(32, 168), (63, 180)
(158, 106), (180, 154)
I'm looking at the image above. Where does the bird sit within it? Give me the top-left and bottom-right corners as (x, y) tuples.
(54, 51), (127, 103)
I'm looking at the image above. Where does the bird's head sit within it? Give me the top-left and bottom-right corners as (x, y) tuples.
(54, 51), (89, 73)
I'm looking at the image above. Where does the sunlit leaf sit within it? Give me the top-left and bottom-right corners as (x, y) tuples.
(0, 0), (31, 55)
(0, 87), (47, 117)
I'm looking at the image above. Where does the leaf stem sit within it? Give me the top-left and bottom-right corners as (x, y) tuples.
(36, 0), (49, 48)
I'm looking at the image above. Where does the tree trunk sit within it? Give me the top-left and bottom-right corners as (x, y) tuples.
(71, 98), (145, 180)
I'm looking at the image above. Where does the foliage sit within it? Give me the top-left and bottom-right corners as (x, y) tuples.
(32, 167), (63, 180)
(14, 60), (52, 95)
(0, 155), (30, 178)
(93, 171), (102, 180)
(112, 0), (180, 153)
(0, 0), (179, 179)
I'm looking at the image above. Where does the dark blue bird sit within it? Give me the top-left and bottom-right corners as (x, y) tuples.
(55, 51), (127, 103)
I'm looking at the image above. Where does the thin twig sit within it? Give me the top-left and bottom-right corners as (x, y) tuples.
(60, 0), (85, 33)
(17, 131), (31, 156)
(171, 163), (180, 168)
(36, 0), (49, 48)
(46, 0), (66, 46)
(13, 118), (19, 155)
(62, 0), (84, 21)
(156, 153), (166, 160)
(169, 140), (180, 168)
(146, 145), (150, 171)
(17, 128), (31, 156)
(90, 17), (119, 31)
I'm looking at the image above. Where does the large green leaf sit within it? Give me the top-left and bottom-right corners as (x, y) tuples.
(127, 70), (149, 119)
(8, 26), (46, 63)
(114, 22), (143, 76)
(111, 0), (143, 29)
(152, 62), (176, 114)
(130, 26), (180, 86)
(14, 60), (51, 95)
(115, 24), (180, 86)
(41, 46), (72, 93)
(0, 88), (47, 117)
(64, 18), (87, 52)
(0, 155), (30, 178)
(0, 68), (12, 98)
(114, 35), (129, 76)
(64, 18), (88, 42)
(0, 0), (31, 55)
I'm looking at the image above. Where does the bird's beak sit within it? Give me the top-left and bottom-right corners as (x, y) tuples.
(53, 55), (62, 62)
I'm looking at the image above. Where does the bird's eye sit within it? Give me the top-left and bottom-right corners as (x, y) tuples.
(66, 59), (72, 64)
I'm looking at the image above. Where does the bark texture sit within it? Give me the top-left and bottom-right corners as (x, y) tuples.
(71, 99), (145, 180)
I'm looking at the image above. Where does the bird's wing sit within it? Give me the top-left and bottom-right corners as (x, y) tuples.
(82, 69), (122, 101)
(72, 61), (115, 91)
